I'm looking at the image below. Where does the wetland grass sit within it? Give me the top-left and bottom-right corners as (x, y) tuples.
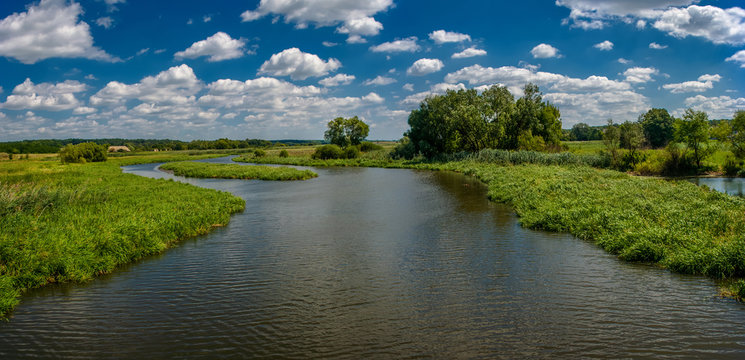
(160, 161), (317, 181)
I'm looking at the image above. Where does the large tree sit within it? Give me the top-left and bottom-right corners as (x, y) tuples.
(639, 108), (675, 148)
(324, 116), (369, 148)
(676, 108), (712, 169)
(730, 111), (745, 159)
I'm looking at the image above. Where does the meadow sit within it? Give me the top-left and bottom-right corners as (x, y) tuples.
(159, 161), (317, 180)
(0, 153), (246, 317)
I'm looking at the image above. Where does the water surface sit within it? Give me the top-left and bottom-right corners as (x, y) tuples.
(2, 157), (745, 358)
(688, 177), (745, 197)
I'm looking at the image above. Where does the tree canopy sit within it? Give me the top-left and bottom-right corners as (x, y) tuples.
(639, 108), (675, 148)
(405, 84), (561, 158)
(324, 116), (370, 148)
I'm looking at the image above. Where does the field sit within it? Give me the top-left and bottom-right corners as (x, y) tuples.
(0, 153), (246, 317)
(160, 161), (317, 180)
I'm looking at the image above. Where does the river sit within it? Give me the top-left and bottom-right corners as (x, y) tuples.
(1, 157), (745, 358)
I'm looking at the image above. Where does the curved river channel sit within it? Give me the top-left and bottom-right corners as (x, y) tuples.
(2, 157), (745, 358)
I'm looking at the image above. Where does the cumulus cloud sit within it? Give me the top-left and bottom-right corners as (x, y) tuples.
(1, 78), (87, 111)
(663, 74), (721, 93)
(90, 64), (202, 107)
(429, 30), (471, 44)
(402, 83), (414, 91)
(683, 95), (745, 119)
(452, 47), (487, 59)
(96, 16), (114, 29)
(240, 0), (392, 43)
(726, 50), (745, 68)
(0, 0), (119, 64)
(401, 83), (467, 106)
(407, 58), (444, 76)
(556, 0), (697, 29)
(319, 74), (355, 87)
(649, 42), (668, 49)
(593, 40), (614, 50)
(364, 76), (396, 86)
(618, 58), (632, 64)
(653, 5), (745, 45)
(370, 37), (420, 53)
(174, 32), (246, 62)
(258, 48), (341, 80)
(531, 44), (561, 58)
(623, 67), (658, 83)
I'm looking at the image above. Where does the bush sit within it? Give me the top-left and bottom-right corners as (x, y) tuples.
(311, 144), (344, 160)
(723, 156), (741, 176)
(278, 149), (289, 158)
(253, 149), (266, 158)
(390, 137), (417, 160)
(359, 141), (383, 152)
(59, 143), (107, 164)
(344, 146), (360, 159)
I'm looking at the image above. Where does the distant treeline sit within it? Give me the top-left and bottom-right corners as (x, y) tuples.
(0, 138), (323, 154)
(562, 118), (731, 142)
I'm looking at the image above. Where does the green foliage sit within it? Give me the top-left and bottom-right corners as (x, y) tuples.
(359, 141), (383, 152)
(569, 123), (603, 141)
(723, 155), (742, 176)
(603, 120), (621, 167)
(324, 116), (370, 148)
(159, 162), (317, 181)
(0, 157), (245, 317)
(344, 146), (360, 159)
(640, 108), (675, 148)
(390, 136), (417, 160)
(278, 149), (290, 158)
(253, 149), (266, 158)
(406, 84), (562, 158)
(676, 108), (713, 169)
(59, 142), (108, 164)
(311, 144), (345, 159)
(730, 111), (745, 159)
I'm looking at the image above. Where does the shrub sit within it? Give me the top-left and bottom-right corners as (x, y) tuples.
(344, 146), (360, 159)
(59, 142), (107, 164)
(390, 137), (417, 160)
(311, 144), (344, 160)
(253, 149), (266, 158)
(723, 155), (741, 176)
(359, 141), (383, 152)
(279, 149), (289, 158)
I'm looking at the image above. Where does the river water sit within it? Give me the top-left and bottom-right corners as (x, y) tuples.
(2, 157), (745, 358)
(688, 177), (745, 197)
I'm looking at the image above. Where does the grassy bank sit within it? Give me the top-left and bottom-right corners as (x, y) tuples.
(160, 161), (317, 180)
(248, 151), (745, 298)
(0, 155), (245, 317)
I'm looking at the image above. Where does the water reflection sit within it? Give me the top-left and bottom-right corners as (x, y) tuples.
(688, 177), (745, 197)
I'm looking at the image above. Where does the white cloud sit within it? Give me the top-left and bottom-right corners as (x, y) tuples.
(203, 15), (212, 23)
(556, 0), (697, 29)
(322, 41), (338, 47)
(653, 5), (745, 45)
(452, 47), (487, 59)
(726, 50), (745, 68)
(662, 74), (721, 93)
(429, 30), (471, 44)
(72, 106), (97, 115)
(402, 83), (414, 91)
(545, 90), (650, 126)
(649, 42), (668, 49)
(96, 16), (114, 29)
(174, 32), (246, 62)
(336, 17), (383, 43)
(623, 67), (658, 83)
(551, 75), (631, 92)
(370, 37), (420, 53)
(90, 64), (202, 107)
(364, 76), (396, 86)
(258, 48), (341, 80)
(137, 48), (149, 56)
(401, 83), (467, 106)
(444, 64), (564, 86)
(698, 74), (722, 82)
(593, 40), (614, 50)
(319, 74), (355, 87)
(407, 58), (444, 76)
(636, 19), (647, 28)
(683, 95), (745, 119)
(0, 0), (119, 64)
(1, 78), (87, 111)
(240, 0), (392, 43)
(531, 44), (561, 58)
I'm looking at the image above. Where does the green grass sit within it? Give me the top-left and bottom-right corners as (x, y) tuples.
(159, 161), (317, 180)
(0, 156), (245, 318)
(249, 147), (745, 299)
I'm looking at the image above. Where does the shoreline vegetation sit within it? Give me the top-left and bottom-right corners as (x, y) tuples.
(0, 153), (246, 318)
(237, 150), (745, 300)
(159, 161), (317, 181)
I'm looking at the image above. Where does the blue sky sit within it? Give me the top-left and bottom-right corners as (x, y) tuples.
(0, 0), (743, 141)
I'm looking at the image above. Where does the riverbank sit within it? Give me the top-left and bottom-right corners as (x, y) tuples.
(159, 161), (317, 180)
(0, 154), (246, 318)
(237, 153), (745, 299)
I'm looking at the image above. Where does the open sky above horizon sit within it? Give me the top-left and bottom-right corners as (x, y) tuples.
(0, 0), (744, 141)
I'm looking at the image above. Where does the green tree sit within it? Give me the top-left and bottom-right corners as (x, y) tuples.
(570, 123), (592, 141)
(730, 111), (745, 159)
(639, 108), (675, 148)
(59, 142), (108, 164)
(603, 119), (621, 166)
(676, 108), (712, 170)
(324, 116), (370, 148)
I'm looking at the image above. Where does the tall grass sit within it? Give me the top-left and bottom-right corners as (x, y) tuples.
(0, 157), (245, 317)
(160, 161), (317, 180)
